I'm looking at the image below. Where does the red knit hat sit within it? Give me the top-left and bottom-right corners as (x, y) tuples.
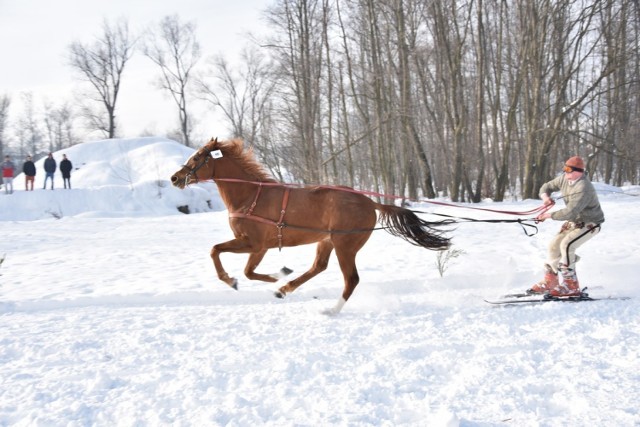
(565, 156), (585, 172)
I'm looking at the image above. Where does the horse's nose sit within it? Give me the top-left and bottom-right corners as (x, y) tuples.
(171, 175), (178, 184)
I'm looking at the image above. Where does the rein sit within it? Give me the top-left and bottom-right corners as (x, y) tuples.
(214, 178), (547, 215)
(415, 211), (544, 237)
(212, 177), (550, 237)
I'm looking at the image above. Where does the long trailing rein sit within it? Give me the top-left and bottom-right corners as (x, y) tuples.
(211, 177), (552, 237)
(184, 148), (634, 237)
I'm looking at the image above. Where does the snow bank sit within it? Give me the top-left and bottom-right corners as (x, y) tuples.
(0, 137), (223, 220)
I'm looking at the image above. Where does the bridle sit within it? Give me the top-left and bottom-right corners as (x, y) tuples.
(179, 146), (292, 248)
(182, 148), (213, 186)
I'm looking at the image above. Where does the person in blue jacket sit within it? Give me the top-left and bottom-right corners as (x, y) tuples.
(43, 153), (56, 190)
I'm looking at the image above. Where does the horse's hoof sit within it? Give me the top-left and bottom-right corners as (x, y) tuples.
(322, 298), (346, 316)
(274, 290), (285, 299)
(230, 279), (238, 290)
(271, 266), (293, 280)
(280, 266), (293, 276)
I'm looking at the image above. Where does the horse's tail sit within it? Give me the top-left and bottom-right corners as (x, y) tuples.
(375, 204), (451, 250)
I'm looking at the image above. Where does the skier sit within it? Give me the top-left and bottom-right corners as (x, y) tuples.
(528, 156), (605, 297)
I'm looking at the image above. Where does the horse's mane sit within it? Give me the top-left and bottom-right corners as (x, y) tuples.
(207, 138), (276, 183)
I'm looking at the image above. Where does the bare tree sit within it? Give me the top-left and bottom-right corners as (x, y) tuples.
(596, 0), (640, 185)
(527, 2), (613, 197)
(264, 0), (328, 184)
(15, 93), (43, 156)
(196, 48), (275, 144)
(394, 0), (437, 199)
(0, 94), (10, 160)
(484, 0), (524, 201)
(68, 18), (135, 139)
(423, 1), (474, 202)
(43, 101), (78, 151)
(210, 0), (640, 199)
(143, 14), (201, 146)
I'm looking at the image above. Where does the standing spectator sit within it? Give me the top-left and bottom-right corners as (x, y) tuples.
(60, 154), (73, 189)
(22, 155), (36, 191)
(2, 155), (15, 194)
(43, 153), (56, 190)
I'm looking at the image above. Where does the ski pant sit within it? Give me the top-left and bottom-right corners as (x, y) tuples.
(546, 221), (601, 273)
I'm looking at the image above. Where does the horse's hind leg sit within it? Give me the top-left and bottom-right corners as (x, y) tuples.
(244, 249), (292, 283)
(322, 246), (360, 315)
(275, 239), (334, 298)
(323, 232), (371, 315)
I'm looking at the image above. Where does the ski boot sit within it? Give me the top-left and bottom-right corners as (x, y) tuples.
(528, 264), (559, 295)
(548, 264), (582, 297)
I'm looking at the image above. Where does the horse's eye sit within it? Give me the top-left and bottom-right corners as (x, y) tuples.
(193, 156), (199, 162)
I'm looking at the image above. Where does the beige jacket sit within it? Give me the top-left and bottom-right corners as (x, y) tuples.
(539, 174), (605, 224)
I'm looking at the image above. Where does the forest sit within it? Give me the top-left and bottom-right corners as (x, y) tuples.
(1, 0), (638, 202)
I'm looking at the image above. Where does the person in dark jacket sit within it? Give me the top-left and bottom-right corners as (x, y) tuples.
(22, 155), (36, 191)
(60, 154), (73, 189)
(43, 153), (56, 190)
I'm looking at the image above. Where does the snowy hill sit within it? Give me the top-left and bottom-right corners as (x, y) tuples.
(0, 137), (223, 220)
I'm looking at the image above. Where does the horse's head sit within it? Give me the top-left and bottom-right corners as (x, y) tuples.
(170, 137), (222, 189)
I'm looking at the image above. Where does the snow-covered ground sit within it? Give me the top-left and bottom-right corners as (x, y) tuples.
(1, 138), (639, 426)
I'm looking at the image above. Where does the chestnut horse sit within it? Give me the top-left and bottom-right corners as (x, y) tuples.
(171, 138), (451, 314)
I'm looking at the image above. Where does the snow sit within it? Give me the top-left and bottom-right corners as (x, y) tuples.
(1, 137), (639, 426)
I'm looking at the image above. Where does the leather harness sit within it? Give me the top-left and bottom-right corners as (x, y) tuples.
(227, 182), (291, 250)
(182, 150), (292, 250)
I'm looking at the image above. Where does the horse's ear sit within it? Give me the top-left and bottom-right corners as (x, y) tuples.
(207, 137), (219, 150)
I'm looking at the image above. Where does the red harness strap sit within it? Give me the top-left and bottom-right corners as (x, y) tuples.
(214, 177), (549, 217)
(228, 184), (291, 250)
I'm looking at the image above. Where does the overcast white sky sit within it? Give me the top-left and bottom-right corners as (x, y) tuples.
(0, 0), (270, 141)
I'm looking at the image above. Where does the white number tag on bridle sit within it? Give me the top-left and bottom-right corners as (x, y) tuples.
(211, 150), (223, 159)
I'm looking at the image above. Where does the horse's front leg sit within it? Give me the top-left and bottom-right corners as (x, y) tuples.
(210, 239), (252, 290)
